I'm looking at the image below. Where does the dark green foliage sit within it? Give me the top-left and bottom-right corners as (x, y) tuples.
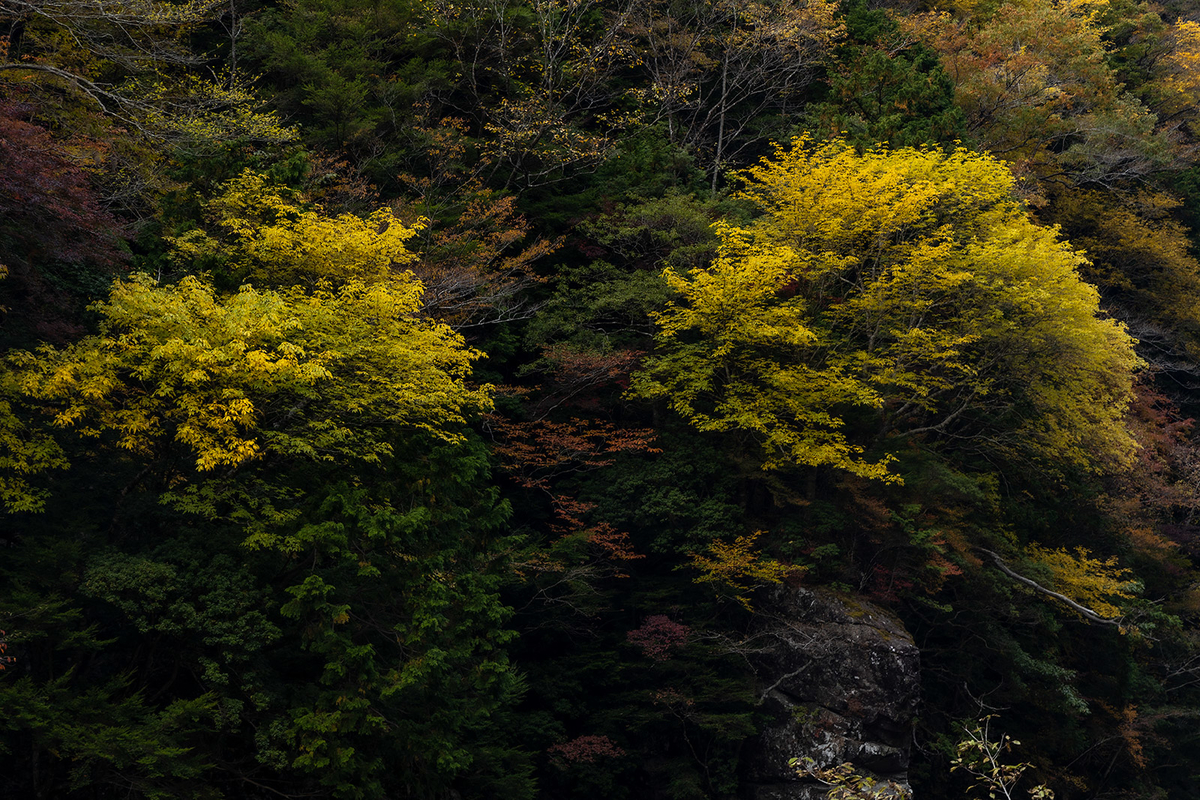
(806, 0), (966, 150)
(0, 428), (531, 798)
(241, 0), (429, 184)
(510, 568), (760, 800)
(517, 127), (711, 232)
(526, 191), (725, 351)
(579, 431), (743, 556)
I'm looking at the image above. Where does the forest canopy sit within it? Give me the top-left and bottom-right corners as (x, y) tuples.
(5, 0), (1200, 797)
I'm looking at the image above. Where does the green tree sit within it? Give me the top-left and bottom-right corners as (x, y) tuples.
(806, 0), (966, 150)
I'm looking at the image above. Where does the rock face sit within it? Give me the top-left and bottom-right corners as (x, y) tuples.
(743, 587), (920, 799)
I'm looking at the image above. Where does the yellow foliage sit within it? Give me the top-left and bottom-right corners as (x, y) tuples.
(634, 138), (1139, 478)
(688, 531), (797, 610)
(133, 76), (298, 144)
(171, 170), (422, 289)
(1162, 20), (1200, 109)
(0, 396), (69, 513)
(1025, 544), (1138, 620)
(1, 164), (491, 517)
(638, 219), (893, 479)
(11, 274), (491, 479)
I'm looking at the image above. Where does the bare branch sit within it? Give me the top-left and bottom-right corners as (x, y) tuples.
(979, 548), (1120, 627)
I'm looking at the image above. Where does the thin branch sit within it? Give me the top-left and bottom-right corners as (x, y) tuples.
(979, 548), (1120, 627)
(0, 62), (140, 106)
(756, 662), (812, 706)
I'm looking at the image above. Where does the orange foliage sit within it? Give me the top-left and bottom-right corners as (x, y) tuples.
(1102, 379), (1200, 567)
(394, 117), (558, 329)
(488, 415), (660, 492)
(908, 1), (1173, 192)
(550, 494), (644, 569)
(1096, 703), (1149, 770)
(297, 151), (381, 212)
(488, 409), (658, 576)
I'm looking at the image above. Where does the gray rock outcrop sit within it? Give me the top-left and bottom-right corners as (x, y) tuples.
(744, 586), (920, 799)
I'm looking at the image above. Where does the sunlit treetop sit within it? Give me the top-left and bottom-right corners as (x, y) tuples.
(2, 273), (491, 512)
(634, 138), (1139, 480)
(170, 170), (423, 289)
(735, 138), (1021, 252)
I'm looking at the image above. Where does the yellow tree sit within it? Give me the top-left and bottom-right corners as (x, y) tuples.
(170, 169), (421, 289)
(0, 176), (518, 799)
(633, 138), (1140, 479)
(4, 274), (491, 532)
(2, 181), (492, 533)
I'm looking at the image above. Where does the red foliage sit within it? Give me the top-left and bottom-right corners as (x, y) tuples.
(548, 734), (626, 764)
(0, 630), (12, 671)
(865, 563), (917, 605)
(0, 98), (125, 341)
(530, 346), (644, 415)
(626, 615), (691, 661)
(0, 100), (125, 268)
(488, 413), (657, 573)
(549, 494), (644, 573)
(488, 415), (660, 492)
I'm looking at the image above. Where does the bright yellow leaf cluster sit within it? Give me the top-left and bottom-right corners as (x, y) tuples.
(634, 219), (892, 479)
(171, 170), (421, 288)
(7, 273), (489, 496)
(634, 138), (1139, 478)
(133, 76), (299, 145)
(1163, 20), (1200, 108)
(689, 530), (796, 610)
(1025, 544), (1138, 621)
(1, 168), (496, 516)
